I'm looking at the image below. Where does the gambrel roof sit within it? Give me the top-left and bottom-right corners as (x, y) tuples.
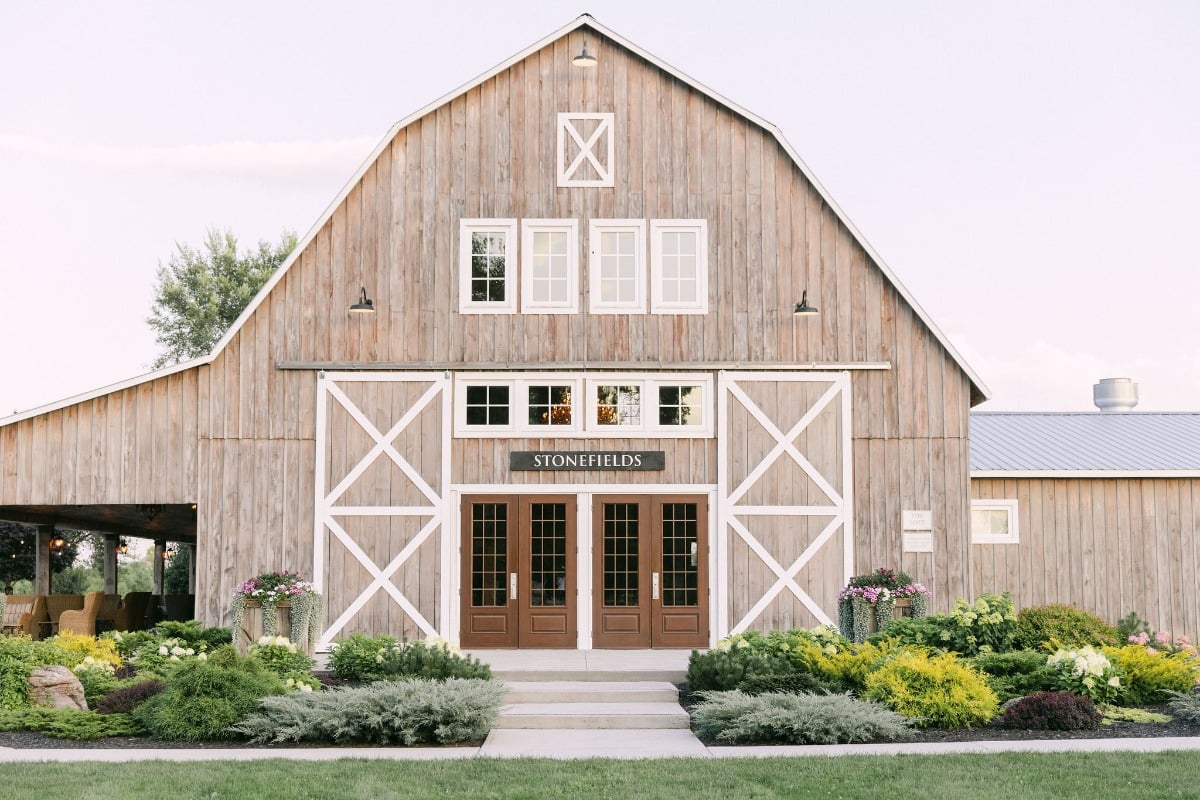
(1, 14), (988, 429)
(971, 411), (1200, 476)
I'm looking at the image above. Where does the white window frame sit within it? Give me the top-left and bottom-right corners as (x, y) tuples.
(557, 112), (615, 188)
(647, 376), (713, 436)
(455, 380), (516, 434)
(587, 377), (648, 433)
(650, 219), (709, 314)
(521, 219), (579, 314)
(971, 499), (1020, 544)
(453, 372), (713, 439)
(459, 219), (518, 314)
(588, 219), (647, 314)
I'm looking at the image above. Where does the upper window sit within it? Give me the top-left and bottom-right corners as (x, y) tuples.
(650, 220), (708, 314)
(971, 499), (1019, 545)
(454, 373), (712, 438)
(557, 113), (615, 188)
(522, 220), (579, 313)
(459, 220), (517, 314)
(589, 220), (646, 313)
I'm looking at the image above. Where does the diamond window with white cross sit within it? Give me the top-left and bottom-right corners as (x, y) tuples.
(557, 113), (614, 187)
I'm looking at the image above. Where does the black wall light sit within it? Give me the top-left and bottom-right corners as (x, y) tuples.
(793, 289), (819, 317)
(573, 36), (598, 68)
(350, 286), (375, 313)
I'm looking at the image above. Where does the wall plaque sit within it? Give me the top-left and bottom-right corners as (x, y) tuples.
(902, 509), (933, 531)
(509, 450), (665, 471)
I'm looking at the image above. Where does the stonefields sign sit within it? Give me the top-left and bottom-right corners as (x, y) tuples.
(509, 451), (666, 471)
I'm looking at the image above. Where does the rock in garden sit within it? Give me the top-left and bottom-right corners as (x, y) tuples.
(28, 665), (88, 711)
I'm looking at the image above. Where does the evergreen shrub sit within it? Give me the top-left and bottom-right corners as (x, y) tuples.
(863, 650), (999, 728)
(132, 646), (285, 741)
(690, 690), (915, 744)
(232, 678), (505, 745)
(1014, 605), (1118, 650)
(1103, 644), (1200, 705)
(327, 633), (490, 682)
(0, 707), (143, 739)
(970, 650), (1055, 701)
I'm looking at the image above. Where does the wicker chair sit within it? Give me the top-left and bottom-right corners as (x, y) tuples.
(2, 594), (47, 638)
(44, 594), (84, 635)
(58, 591), (104, 636)
(107, 591), (152, 632)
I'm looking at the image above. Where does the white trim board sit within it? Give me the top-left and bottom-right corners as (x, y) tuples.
(972, 470), (1200, 479)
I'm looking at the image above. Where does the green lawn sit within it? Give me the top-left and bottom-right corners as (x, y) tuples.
(0, 752), (1197, 799)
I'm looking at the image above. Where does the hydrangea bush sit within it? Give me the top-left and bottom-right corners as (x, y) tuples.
(1046, 645), (1123, 704)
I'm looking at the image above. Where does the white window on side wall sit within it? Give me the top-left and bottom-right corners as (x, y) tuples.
(650, 220), (708, 314)
(459, 220), (518, 314)
(971, 499), (1019, 544)
(589, 220), (646, 313)
(648, 377), (712, 436)
(590, 381), (645, 430)
(522, 220), (579, 313)
(456, 381), (515, 433)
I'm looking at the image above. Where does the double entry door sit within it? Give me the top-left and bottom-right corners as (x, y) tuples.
(459, 493), (708, 649)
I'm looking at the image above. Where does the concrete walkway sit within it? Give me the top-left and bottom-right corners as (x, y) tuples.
(2, 734), (1199, 762)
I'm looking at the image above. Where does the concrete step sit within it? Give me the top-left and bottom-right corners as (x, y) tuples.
(491, 668), (685, 683)
(502, 680), (679, 704)
(495, 701), (691, 730)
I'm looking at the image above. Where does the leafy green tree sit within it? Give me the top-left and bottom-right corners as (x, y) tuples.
(147, 228), (296, 368)
(164, 547), (191, 595)
(52, 566), (103, 594)
(0, 522), (85, 591)
(118, 560), (154, 594)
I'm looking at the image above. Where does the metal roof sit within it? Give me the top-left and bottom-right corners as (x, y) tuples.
(970, 412), (1200, 474)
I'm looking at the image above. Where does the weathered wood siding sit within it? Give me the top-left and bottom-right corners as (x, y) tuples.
(0, 371), (199, 505)
(1, 27), (977, 627)
(971, 477), (1200, 640)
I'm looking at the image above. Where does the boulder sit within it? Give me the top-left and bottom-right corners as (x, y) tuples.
(28, 665), (88, 711)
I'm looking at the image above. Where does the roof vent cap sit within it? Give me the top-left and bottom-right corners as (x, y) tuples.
(1094, 377), (1138, 412)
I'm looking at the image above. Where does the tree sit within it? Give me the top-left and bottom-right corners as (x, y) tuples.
(147, 228), (297, 368)
(0, 522), (85, 591)
(164, 547), (191, 595)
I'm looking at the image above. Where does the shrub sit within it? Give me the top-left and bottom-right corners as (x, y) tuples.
(869, 616), (954, 650)
(999, 691), (1101, 731)
(72, 657), (119, 706)
(1167, 691), (1200, 725)
(104, 630), (158, 659)
(737, 671), (838, 696)
(1116, 611), (1154, 643)
(971, 650), (1055, 702)
(688, 648), (809, 693)
(248, 635), (320, 690)
(863, 650), (999, 728)
(44, 633), (123, 669)
(154, 620), (233, 652)
(0, 636), (78, 710)
(94, 680), (166, 715)
(0, 708), (142, 739)
(130, 636), (208, 677)
(327, 633), (491, 682)
(945, 593), (1019, 655)
(1103, 645), (1199, 706)
(1014, 605), (1118, 650)
(1045, 645), (1124, 704)
(690, 690), (915, 745)
(132, 646), (286, 741)
(232, 678), (504, 745)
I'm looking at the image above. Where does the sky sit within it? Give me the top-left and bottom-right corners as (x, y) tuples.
(1, 1), (1197, 416)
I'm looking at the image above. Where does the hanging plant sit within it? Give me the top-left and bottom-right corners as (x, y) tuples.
(837, 567), (932, 642)
(229, 571), (323, 653)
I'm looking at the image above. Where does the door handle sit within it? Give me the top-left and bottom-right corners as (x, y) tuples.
(690, 541), (698, 567)
(510, 572), (517, 602)
(652, 572), (660, 600)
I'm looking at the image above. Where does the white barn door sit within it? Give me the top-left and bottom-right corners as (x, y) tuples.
(717, 372), (853, 636)
(313, 372), (451, 650)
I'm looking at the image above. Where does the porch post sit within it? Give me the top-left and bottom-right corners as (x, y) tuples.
(153, 539), (166, 595)
(103, 533), (119, 594)
(186, 544), (196, 594)
(34, 524), (54, 595)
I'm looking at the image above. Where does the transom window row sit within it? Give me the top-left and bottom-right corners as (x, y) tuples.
(453, 373), (713, 438)
(458, 218), (708, 315)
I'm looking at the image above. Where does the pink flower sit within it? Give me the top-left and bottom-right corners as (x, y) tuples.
(1155, 631), (1171, 645)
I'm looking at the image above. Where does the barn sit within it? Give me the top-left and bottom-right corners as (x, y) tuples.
(1, 15), (994, 650)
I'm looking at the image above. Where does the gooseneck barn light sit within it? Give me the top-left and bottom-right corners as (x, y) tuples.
(572, 36), (598, 68)
(349, 286), (376, 313)
(793, 289), (819, 317)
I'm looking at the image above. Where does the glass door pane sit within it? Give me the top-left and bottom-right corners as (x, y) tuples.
(602, 502), (640, 607)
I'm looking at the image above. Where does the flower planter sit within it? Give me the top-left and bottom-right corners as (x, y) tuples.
(234, 599), (295, 655)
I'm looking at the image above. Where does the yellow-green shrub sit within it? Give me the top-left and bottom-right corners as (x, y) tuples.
(44, 633), (122, 669)
(819, 641), (897, 692)
(1103, 645), (1200, 705)
(863, 650), (999, 728)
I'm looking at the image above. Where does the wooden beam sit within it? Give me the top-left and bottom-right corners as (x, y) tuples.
(34, 524), (53, 595)
(103, 533), (118, 594)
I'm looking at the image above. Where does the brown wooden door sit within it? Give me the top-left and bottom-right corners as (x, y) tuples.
(460, 494), (576, 649)
(592, 495), (708, 648)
